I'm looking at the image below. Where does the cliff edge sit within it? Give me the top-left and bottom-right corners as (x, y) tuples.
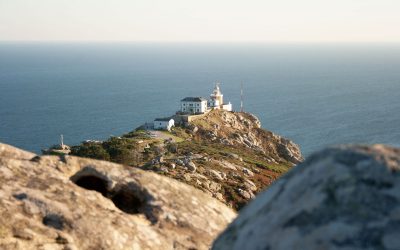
(189, 110), (303, 164)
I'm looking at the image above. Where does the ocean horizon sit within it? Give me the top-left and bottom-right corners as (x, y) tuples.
(1, 42), (399, 157)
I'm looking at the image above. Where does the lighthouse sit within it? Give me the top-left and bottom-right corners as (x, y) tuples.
(209, 83), (223, 108)
(208, 83), (232, 111)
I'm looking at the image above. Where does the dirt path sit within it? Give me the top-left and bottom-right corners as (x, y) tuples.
(148, 130), (175, 142)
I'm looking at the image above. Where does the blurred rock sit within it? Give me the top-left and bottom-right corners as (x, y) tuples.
(213, 145), (400, 250)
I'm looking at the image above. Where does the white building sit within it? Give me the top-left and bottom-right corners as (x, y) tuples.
(221, 103), (232, 111)
(208, 84), (232, 111)
(180, 97), (208, 114)
(154, 118), (175, 131)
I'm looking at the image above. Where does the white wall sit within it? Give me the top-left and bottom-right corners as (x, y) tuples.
(181, 101), (207, 113)
(222, 103), (232, 111)
(154, 119), (174, 131)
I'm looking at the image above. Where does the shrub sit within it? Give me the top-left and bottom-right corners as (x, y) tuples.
(102, 137), (143, 165)
(71, 143), (110, 161)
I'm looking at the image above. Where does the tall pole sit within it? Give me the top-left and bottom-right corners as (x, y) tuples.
(60, 134), (64, 148)
(240, 82), (244, 112)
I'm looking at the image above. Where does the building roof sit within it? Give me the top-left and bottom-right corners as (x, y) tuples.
(154, 117), (173, 122)
(181, 97), (207, 102)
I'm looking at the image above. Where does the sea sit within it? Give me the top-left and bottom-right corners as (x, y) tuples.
(0, 42), (399, 157)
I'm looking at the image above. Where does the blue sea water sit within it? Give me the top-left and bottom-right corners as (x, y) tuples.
(0, 43), (399, 157)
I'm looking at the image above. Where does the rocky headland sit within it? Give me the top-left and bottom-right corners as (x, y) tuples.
(69, 110), (303, 210)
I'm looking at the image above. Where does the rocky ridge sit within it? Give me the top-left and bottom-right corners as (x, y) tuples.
(0, 143), (236, 250)
(190, 110), (303, 164)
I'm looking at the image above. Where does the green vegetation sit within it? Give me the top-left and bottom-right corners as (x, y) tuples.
(171, 127), (191, 139)
(122, 129), (150, 139)
(71, 136), (147, 165)
(70, 123), (289, 174)
(159, 130), (184, 143)
(71, 143), (110, 161)
(102, 137), (143, 164)
(243, 157), (290, 173)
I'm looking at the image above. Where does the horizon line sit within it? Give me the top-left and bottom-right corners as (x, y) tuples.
(0, 40), (400, 45)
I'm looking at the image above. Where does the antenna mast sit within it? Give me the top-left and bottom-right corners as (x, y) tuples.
(60, 134), (64, 148)
(240, 82), (244, 112)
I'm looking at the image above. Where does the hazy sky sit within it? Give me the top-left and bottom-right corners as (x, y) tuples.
(0, 0), (399, 42)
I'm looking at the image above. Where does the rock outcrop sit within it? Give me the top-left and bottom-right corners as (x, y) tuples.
(213, 144), (400, 250)
(193, 110), (303, 165)
(0, 143), (236, 250)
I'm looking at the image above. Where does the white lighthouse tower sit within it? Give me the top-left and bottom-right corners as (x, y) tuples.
(208, 82), (232, 111)
(209, 83), (223, 108)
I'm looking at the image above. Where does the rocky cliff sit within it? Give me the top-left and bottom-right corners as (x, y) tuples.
(190, 110), (303, 164)
(213, 144), (400, 250)
(70, 110), (303, 210)
(0, 143), (236, 250)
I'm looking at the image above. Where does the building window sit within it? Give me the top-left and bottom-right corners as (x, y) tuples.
(183, 103), (186, 106)
(189, 104), (193, 107)
(197, 103), (199, 106)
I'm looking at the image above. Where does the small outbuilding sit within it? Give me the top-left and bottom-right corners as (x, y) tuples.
(154, 118), (175, 131)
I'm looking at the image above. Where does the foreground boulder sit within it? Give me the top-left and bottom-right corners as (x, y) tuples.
(0, 143), (236, 250)
(213, 145), (400, 250)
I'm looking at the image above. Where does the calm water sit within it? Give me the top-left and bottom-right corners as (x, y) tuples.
(0, 43), (399, 156)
